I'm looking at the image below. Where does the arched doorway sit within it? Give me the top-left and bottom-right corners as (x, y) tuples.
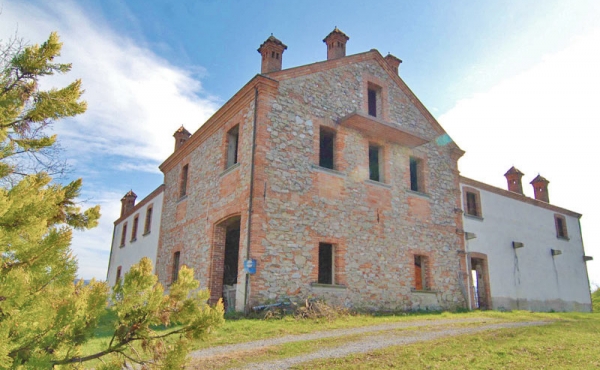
(210, 216), (241, 310)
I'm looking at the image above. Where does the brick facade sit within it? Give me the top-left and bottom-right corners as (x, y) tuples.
(154, 32), (469, 311)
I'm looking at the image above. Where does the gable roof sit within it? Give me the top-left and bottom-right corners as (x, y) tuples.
(265, 49), (460, 151)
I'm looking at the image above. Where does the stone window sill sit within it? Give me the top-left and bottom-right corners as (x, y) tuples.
(130, 238), (137, 243)
(407, 190), (429, 199)
(464, 214), (484, 222)
(221, 162), (240, 177)
(411, 288), (438, 294)
(177, 195), (188, 203)
(119, 244), (125, 248)
(310, 282), (347, 290)
(365, 179), (391, 189)
(311, 164), (346, 178)
(143, 231), (151, 236)
(556, 236), (570, 241)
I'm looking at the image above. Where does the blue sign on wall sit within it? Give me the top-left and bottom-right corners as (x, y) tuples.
(244, 259), (257, 274)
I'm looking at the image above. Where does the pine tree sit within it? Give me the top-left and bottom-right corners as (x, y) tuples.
(0, 33), (223, 369)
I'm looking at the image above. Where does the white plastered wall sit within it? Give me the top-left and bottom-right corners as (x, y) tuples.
(460, 182), (592, 312)
(106, 190), (164, 288)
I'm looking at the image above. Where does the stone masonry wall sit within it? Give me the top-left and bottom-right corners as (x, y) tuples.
(248, 58), (466, 310)
(156, 96), (255, 304)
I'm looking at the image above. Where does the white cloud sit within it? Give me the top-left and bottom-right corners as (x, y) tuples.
(1, 0), (218, 280)
(440, 27), (600, 287)
(0, 1), (219, 163)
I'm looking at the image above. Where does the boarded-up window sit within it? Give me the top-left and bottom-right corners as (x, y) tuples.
(318, 243), (334, 285)
(466, 192), (478, 216)
(555, 214), (568, 239)
(179, 165), (188, 198)
(172, 251), (181, 283)
(226, 125), (239, 168)
(414, 255), (429, 290)
(120, 223), (127, 247)
(131, 215), (139, 241)
(144, 205), (153, 235)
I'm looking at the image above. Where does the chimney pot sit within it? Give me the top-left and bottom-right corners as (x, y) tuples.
(384, 53), (402, 75)
(530, 174), (550, 203)
(258, 35), (287, 73)
(120, 190), (137, 217)
(173, 125), (191, 151)
(504, 166), (524, 195)
(323, 27), (349, 60)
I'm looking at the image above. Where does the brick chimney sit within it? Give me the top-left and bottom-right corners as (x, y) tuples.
(120, 190), (137, 217)
(530, 175), (550, 203)
(504, 166), (524, 195)
(258, 34), (287, 73)
(384, 53), (402, 75)
(173, 125), (191, 151)
(323, 27), (349, 60)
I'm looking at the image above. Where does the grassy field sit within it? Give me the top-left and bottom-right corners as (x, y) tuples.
(298, 312), (600, 370)
(81, 309), (599, 369)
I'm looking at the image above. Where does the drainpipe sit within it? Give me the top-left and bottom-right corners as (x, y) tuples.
(244, 86), (260, 311)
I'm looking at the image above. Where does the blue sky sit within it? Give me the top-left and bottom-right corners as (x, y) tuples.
(2, 0), (599, 286)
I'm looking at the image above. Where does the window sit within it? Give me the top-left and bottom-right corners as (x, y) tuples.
(318, 243), (334, 285)
(367, 82), (382, 118)
(226, 125), (239, 168)
(555, 214), (568, 239)
(172, 251), (181, 283)
(131, 215), (139, 241)
(144, 206), (153, 235)
(368, 145), (383, 182)
(116, 266), (122, 283)
(409, 157), (424, 192)
(368, 88), (377, 117)
(319, 127), (335, 169)
(120, 222), (127, 247)
(463, 187), (482, 218)
(179, 164), (188, 198)
(414, 255), (429, 290)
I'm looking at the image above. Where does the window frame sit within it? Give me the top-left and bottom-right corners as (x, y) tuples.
(179, 164), (189, 198)
(318, 243), (335, 285)
(366, 82), (382, 118)
(462, 186), (483, 218)
(554, 214), (568, 239)
(413, 254), (430, 291)
(368, 144), (384, 182)
(116, 266), (122, 283)
(409, 156), (425, 193)
(319, 126), (336, 170)
(226, 125), (240, 169)
(120, 222), (127, 247)
(172, 251), (181, 284)
(143, 205), (153, 235)
(131, 214), (139, 242)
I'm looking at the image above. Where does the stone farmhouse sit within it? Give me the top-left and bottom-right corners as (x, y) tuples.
(106, 29), (593, 312)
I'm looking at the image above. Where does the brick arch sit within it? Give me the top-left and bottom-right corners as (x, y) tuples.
(209, 214), (242, 304)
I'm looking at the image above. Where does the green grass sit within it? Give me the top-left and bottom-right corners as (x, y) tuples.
(295, 312), (600, 369)
(79, 309), (598, 369)
(592, 287), (600, 312)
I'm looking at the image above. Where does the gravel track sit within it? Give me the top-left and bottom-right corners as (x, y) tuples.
(189, 317), (490, 360)
(236, 320), (548, 370)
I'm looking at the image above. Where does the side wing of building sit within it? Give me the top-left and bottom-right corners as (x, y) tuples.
(460, 177), (592, 312)
(106, 185), (164, 288)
